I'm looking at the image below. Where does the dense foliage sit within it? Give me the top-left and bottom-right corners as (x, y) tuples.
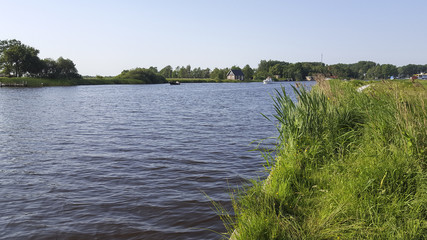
(222, 80), (426, 239)
(116, 68), (167, 84)
(2, 39), (426, 83)
(155, 60), (427, 81)
(0, 39), (81, 79)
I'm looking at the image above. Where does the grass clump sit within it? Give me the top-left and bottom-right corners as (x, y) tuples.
(224, 79), (426, 239)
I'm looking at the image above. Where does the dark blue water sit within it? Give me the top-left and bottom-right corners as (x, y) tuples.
(0, 82), (314, 240)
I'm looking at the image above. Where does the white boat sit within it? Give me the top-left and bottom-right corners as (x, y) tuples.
(263, 77), (273, 84)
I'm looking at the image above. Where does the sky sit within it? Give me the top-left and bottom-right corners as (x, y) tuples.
(1, 0), (426, 76)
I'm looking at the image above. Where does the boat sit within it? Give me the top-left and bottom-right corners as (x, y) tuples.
(169, 81), (180, 85)
(263, 77), (273, 84)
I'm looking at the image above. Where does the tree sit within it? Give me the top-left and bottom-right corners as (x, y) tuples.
(148, 66), (158, 74)
(211, 68), (227, 80)
(269, 64), (283, 76)
(159, 65), (173, 78)
(0, 39), (21, 53)
(253, 70), (269, 80)
(328, 64), (353, 79)
(0, 39), (42, 77)
(56, 57), (80, 79)
(366, 65), (382, 79)
(257, 60), (269, 73)
(202, 68), (211, 78)
(178, 66), (188, 78)
(399, 64), (418, 77)
(116, 67), (167, 84)
(186, 65), (192, 78)
(351, 61), (377, 79)
(285, 63), (305, 81)
(309, 63), (328, 76)
(398, 64), (427, 77)
(0, 39), (80, 79)
(37, 57), (80, 79)
(231, 65), (242, 70)
(242, 64), (254, 80)
(381, 64), (398, 79)
(192, 67), (203, 78)
(39, 58), (58, 78)
(257, 60), (287, 73)
(173, 66), (181, 78)
(254, 60), (291, 80)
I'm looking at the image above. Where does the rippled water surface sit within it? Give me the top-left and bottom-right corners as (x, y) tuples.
(0, 82), (314, 239)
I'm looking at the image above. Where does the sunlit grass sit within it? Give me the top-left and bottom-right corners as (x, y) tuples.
(0, 77), (159, 87)
(0, 77), (263, 87)
(221, 79), (426, 239)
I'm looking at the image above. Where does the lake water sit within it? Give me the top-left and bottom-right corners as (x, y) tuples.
(0, 82), (314, 240)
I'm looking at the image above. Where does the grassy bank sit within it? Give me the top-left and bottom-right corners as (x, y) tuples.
(0, 77), (162, 87)
(0, 77), (76, 87)
(0, 77), (262, 87)
(0, 77), (312, 86)
(222, 79), (426, 239)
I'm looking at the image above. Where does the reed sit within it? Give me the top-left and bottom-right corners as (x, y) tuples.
(221, 79), (426, 239)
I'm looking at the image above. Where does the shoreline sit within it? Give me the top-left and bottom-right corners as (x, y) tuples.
(0, 77), (312, 87)
(226, 79), (426, 239)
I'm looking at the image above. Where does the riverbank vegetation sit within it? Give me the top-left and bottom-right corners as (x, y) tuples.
(222, 79), (426, 239)
(116, 68), (167, 84)
(155, 61), (427, 81)
(0, 76), (164, 87)
(0, 39), (81, 79)
(2, 39), (427, 86)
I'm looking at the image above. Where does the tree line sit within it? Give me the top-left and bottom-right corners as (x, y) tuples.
(152, 60), (427, 81)
(0, 39), (81, 79)
(3, 39), (426, 82)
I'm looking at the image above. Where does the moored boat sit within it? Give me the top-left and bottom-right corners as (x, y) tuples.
(263, 77), (273, 84)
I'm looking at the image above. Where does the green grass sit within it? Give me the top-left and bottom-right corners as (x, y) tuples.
(222, 79), (426, 239)
(0, 77), (162, 87)
(0, 77), (76, 87)
(76, 77), (150, 85)
(0, 77), (263, 86)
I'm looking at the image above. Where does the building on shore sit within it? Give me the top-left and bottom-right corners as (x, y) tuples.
(226, 69), (245, 81)
(416, 73), (427, 79)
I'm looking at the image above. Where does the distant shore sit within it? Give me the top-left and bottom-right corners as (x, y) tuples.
(0, 77), (279, 87)
(2, 77), (419, 88)
(0, 77), (162, 87)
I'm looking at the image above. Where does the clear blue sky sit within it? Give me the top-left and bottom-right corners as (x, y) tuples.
(1, 0), (425, 76)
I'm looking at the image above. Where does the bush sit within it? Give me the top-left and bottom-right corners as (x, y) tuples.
(116, 68), (167, 84)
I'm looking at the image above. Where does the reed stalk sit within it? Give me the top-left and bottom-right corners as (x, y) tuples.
(220, 79), (426, 239)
